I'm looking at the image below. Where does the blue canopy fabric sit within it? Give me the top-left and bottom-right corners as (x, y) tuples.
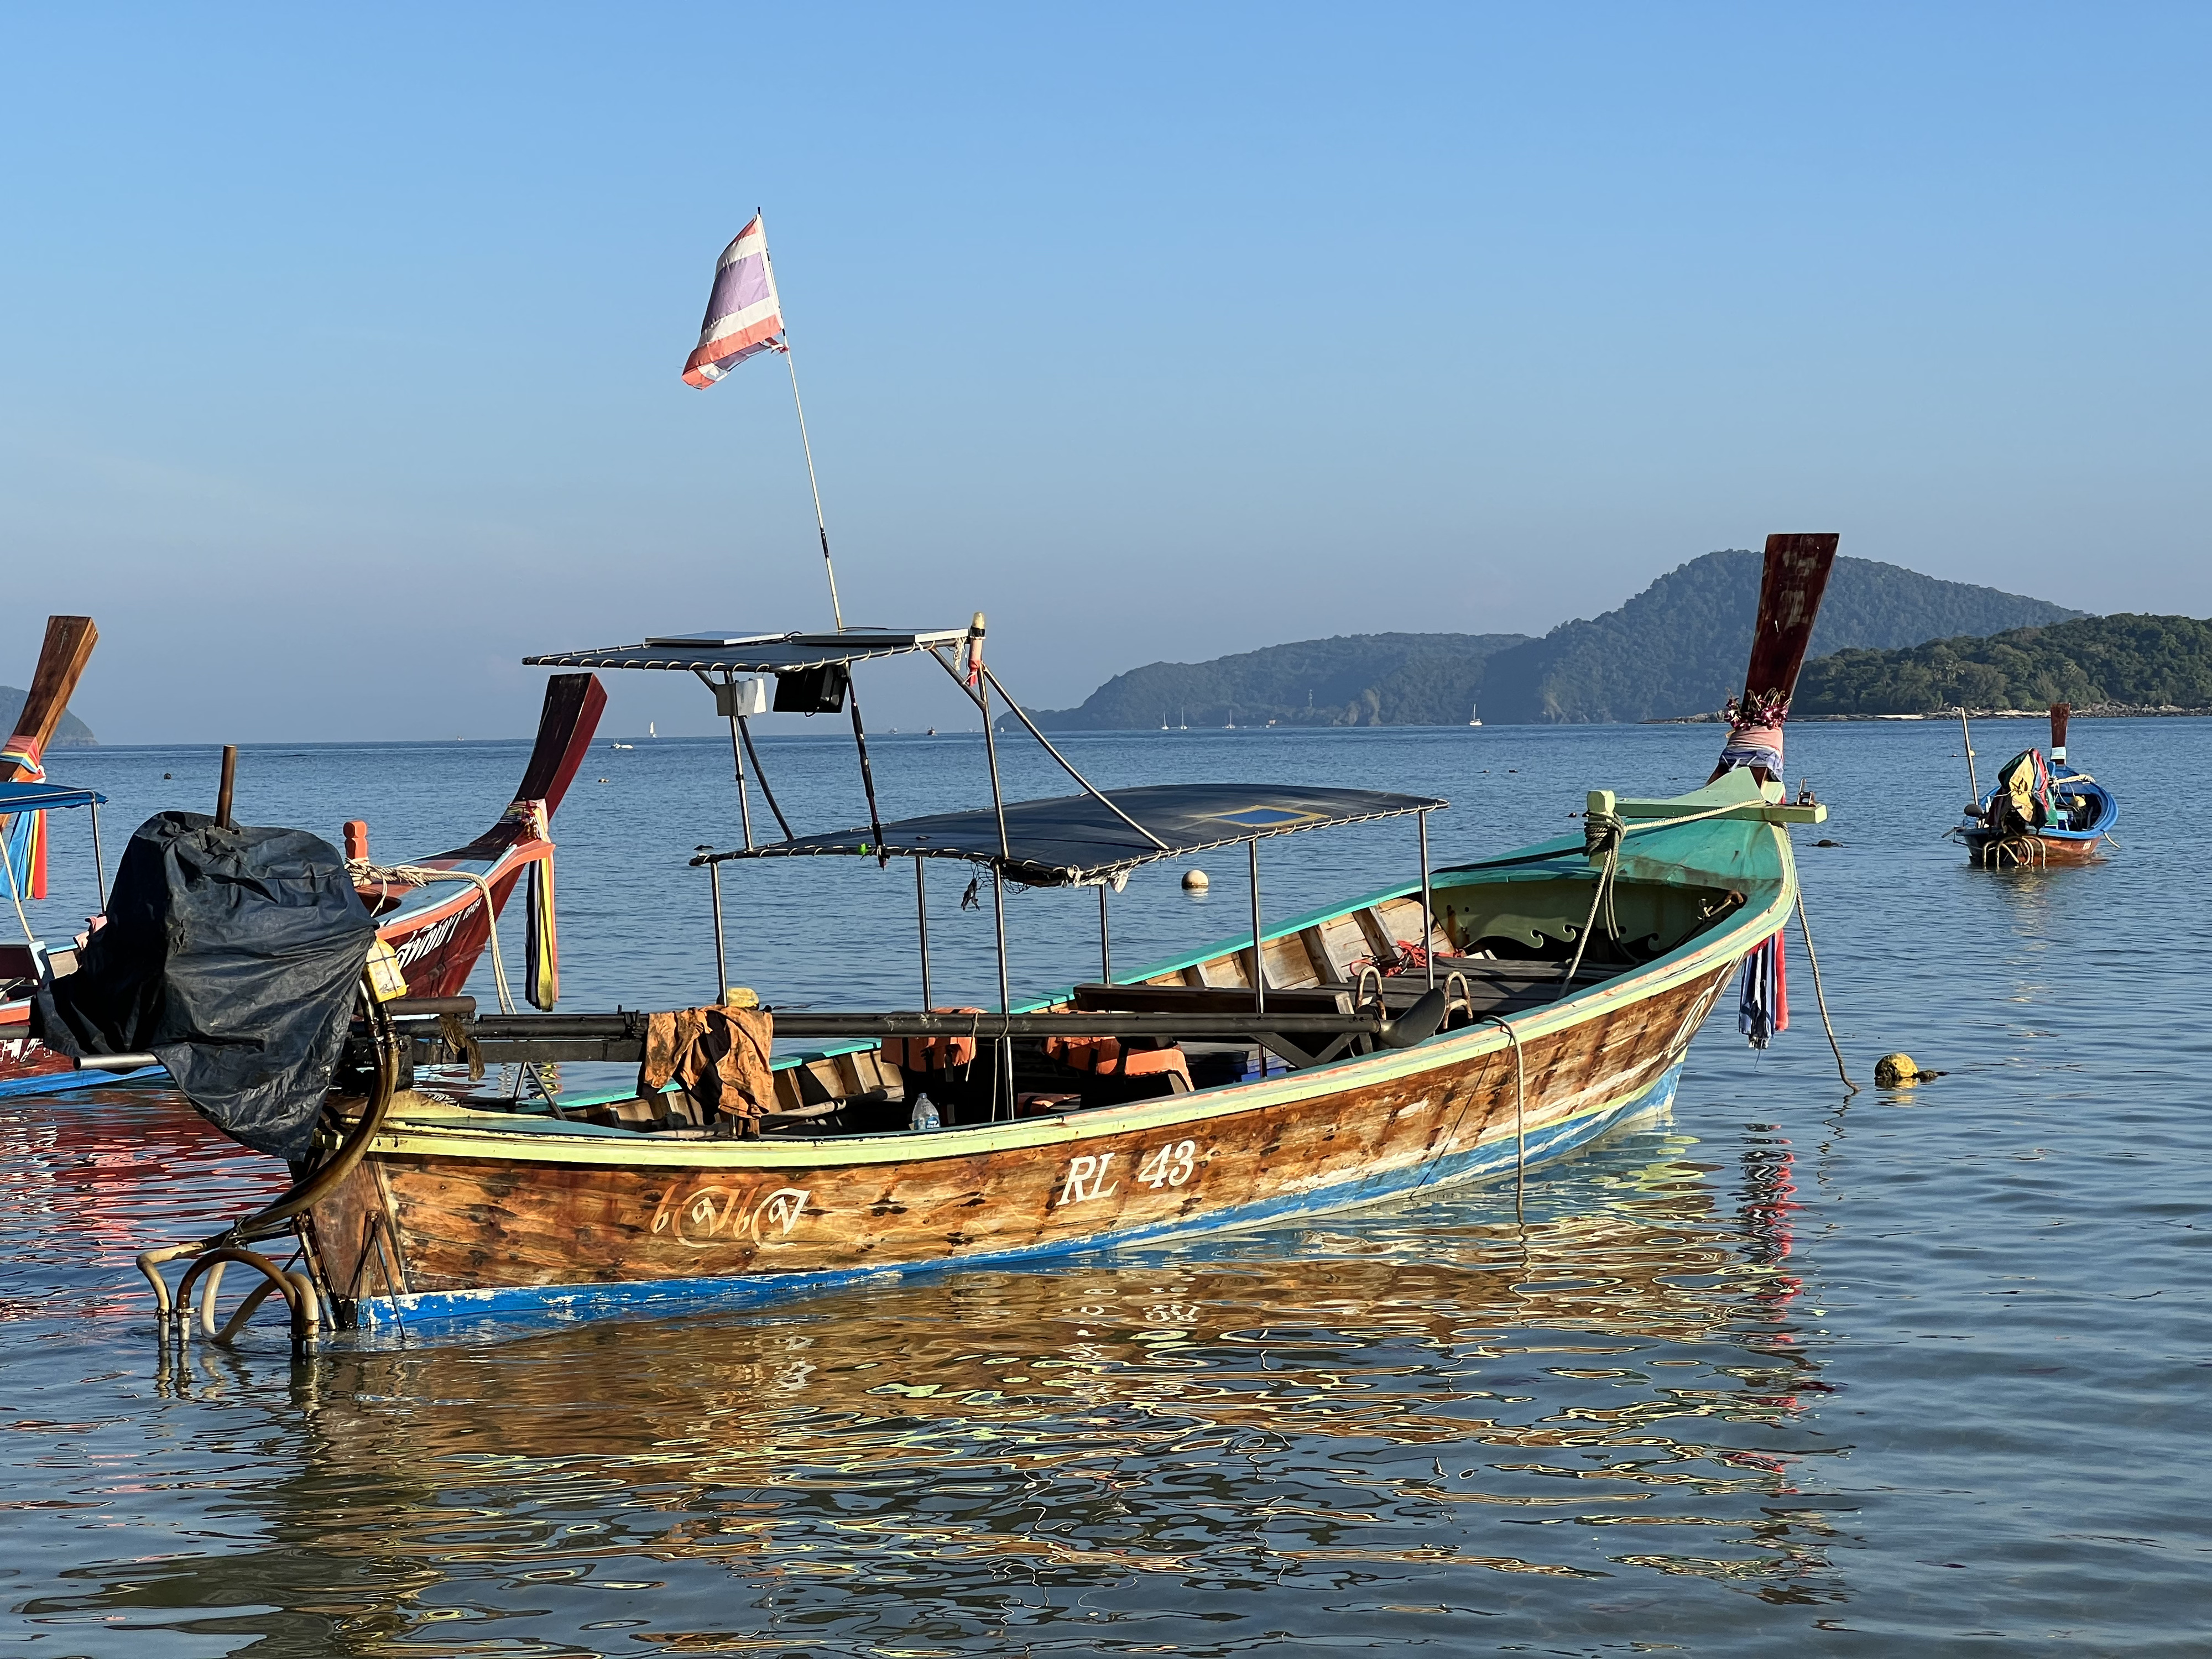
(702, 782), (1448, 888)
(0, 781), (105, 812)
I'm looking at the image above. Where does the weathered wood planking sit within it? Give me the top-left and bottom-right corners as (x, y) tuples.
(309, 959), (1734, 1312)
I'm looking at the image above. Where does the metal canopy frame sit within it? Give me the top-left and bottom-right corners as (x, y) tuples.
(0, 782), (111, 934)
(525, 615), (1450, 1123)
(521, 628), (970, 675)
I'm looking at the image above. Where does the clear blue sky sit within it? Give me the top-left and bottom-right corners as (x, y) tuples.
(7, 4), (2208, 742)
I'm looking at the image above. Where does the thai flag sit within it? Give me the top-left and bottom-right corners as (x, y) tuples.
(681, 215), (785, 387)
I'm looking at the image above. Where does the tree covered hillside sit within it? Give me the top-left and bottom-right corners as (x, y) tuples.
(1022, 633), (1533, 730)
(1020, 549), (2081, 729)
(1478, 550), (2083, 723)
(1795, 614), (2212, 714)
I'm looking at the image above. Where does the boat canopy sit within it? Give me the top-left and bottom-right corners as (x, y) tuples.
(0, 781), (105, 812)
(523, 628), (969, 674)
(701, 782), (1448, 887)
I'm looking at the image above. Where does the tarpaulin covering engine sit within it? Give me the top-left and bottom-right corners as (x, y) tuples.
(33, 812), (377, 1160)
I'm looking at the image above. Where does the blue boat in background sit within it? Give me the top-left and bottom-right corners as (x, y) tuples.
(1958, 702), (2119, 868)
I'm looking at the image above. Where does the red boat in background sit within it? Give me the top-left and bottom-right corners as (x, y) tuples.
(2, 640), (607, 1094)
(351, 673), (606, 1007)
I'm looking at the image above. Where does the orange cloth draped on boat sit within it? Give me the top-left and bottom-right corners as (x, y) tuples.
(639, 1006), (775, 1120)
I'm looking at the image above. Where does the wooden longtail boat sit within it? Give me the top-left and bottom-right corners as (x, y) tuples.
(1, 617), (108, 1095)
(1957, 702), (2117, 868)
(137, 535), (1838, 1340)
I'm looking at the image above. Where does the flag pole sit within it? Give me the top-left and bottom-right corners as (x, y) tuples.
(759, 221), (884, 857)
(779, 340), (844, 634)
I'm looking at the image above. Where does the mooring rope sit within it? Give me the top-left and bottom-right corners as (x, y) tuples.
(348, 863), (518, 1015)
(1793, 886), (1859, 1094)
(1470, 1013), (1527, 1224)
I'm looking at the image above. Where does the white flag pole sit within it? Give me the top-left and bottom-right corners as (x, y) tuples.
(780, 340), (844, 633)
(759, 215), (845, 634)
(757, 216), (884, 860)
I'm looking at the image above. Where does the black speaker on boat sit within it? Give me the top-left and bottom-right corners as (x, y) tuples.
(773, 664), (849, 714)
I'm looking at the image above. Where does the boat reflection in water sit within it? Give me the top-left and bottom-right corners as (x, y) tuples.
(103, 1118), (1843, 1648)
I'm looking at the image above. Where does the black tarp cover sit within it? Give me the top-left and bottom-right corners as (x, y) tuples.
(34, 812), (377, 1161)
(706, 782), (1448, 887)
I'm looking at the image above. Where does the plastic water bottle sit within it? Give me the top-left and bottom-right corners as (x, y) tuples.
(910, 1097), (941, 1131)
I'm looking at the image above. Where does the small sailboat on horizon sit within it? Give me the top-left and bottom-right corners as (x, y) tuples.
(1468, 703), (1483, 728)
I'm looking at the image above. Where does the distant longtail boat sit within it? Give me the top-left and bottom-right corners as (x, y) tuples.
(1955, 702), (2117, 868)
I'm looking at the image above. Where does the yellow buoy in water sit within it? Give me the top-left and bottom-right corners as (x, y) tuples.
(1875, 1052), (1921, 1087)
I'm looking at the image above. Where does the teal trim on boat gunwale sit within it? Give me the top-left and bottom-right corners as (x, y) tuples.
(343, 1062), (1683, 1329)
(365, 805), (1792, 1162)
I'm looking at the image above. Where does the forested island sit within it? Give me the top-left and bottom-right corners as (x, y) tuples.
(1794, 613), (2212, 716)
(1019, 550), (2082, 729)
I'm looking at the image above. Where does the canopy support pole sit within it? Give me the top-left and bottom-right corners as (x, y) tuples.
(1418, 808), (1435, 989)
(915, 856), (933, 1008)
(1249, 839), (1266, 1018)
(846, 692), (889, 868)
(90, 799), (107, 911)
(992, 865), (1013, 1119)
(1098, 883), (1112, 984)
(723, 673), (755, 851)
(737, 716), (793, 841)
(707, 860), (728, 999)
(980, 665), (1168, 852)
(969, 668), (1011, 862)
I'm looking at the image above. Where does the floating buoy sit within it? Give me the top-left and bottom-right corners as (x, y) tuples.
(1875, 1052), (1928, 1087)
(1181, 869), (1209, 893)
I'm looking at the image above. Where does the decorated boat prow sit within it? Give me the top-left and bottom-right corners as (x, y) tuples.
(352, 672), (607, 1005)
(1955, 701), (2117, 868)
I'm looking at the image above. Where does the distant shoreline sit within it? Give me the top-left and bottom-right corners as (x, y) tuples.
(1650, 706), (2212, 724)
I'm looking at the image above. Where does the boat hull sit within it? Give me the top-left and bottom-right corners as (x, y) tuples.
(309, 957), (1737, 1329)
(1960, 829), (2108, 868)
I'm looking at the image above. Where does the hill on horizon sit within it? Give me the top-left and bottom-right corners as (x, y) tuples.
(1015, 632), (1533, 732)
(0, 687), (96, 747)
(1796, 613), (2212, 714)
(1019, 551), (2082, 729)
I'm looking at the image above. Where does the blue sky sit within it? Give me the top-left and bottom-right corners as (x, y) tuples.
(7, 4), (2208, 742)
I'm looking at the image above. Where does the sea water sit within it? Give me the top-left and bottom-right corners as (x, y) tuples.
(2, 719), (2206, 1655)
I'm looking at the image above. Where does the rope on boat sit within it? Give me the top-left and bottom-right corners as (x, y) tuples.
(348, 860), (564, 1110)
(347, 863), (519, 1015)
(1, 831), (34, 949)
(1554, 810), (1624, 1001)
(1474, 1014), (1528, 1224)
(1792, 887), (1859, 1095)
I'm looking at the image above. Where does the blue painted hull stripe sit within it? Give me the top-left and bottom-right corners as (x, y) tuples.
(0, 1065), (165, 1100)
(347, 1063), (1684, 1329)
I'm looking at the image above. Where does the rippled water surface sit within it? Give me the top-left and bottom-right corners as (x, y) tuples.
(5, 719), (2207, 1655)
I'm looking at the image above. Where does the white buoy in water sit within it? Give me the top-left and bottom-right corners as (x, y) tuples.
(1181, 869), (1209, 892)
